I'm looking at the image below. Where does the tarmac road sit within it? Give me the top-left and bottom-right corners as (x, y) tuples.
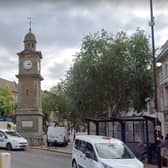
(10, 149), (71, 168)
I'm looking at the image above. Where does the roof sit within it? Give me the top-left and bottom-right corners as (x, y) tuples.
(0, 78), (18, 93)
(24, 31), (36, 42)
(0, 128), (15, 132)
(75, 135), (123, 144)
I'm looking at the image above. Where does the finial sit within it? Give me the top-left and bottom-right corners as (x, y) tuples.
(27, 17), (32, 32)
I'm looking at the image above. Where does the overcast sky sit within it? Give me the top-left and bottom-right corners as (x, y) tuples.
(0, 0), (168, 90)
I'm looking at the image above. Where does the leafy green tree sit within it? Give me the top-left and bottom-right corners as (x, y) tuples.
(0, 87), (14, 117)
(128, 29), (152, 112)
(65, 29), (152, 119)
(42, 82), (73, 123)
(42, 94), (54, 123)
(51, 82), (73, 120)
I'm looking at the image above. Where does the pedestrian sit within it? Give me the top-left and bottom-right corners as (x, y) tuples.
(135, 137), (147, 161)
(73, 131), (76, 141)
(161, 135), (168, 166)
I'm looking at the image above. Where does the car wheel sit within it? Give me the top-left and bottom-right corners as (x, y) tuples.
(72, 160), (78, 168)
(6, 143), (12, 150)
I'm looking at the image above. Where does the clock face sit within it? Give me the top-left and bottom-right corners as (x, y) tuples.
(23, 60), (32, 70)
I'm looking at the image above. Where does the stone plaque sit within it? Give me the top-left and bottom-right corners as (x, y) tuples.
(22, 121), (33, 128)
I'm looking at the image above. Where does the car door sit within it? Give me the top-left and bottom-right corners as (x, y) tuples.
(78, 140), (87, 168)
(84, 143), (102, 168)
(73, 139), (84, 168)
(0, 131), (7, 148)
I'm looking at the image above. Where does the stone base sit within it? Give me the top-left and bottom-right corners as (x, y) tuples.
(16, 114), (44, 144)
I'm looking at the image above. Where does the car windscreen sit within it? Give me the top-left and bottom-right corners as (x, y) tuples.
(5, 131), (21, 137)
(95, 142), (135, 159)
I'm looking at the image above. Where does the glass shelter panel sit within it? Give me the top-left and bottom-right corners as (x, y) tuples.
(134, 121), (146, 143)
(125, 121), (134, 142)
(99, 122), (106, 136)
(89, 122), (96, 135)
(148, 120), (155, 143)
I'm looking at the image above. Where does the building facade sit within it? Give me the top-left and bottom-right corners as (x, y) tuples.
(0, 78), (18, 103)
(157, 40), (168, 135)
(16, 28), (44, 138)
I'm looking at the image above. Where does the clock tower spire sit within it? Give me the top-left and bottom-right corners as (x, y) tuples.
(16, 26), (43, 140)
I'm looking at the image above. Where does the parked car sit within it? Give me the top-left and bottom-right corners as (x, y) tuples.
(47, 126), (69, 146)
(72, 135), (144, 168)
(0, 128), (28, 150)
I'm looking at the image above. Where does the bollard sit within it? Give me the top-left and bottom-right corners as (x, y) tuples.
(0, 153), (11, 168)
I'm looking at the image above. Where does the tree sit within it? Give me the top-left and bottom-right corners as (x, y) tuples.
(42, 93), (54, 123)
(128, 29), (152, 112)
(42, 82), (73, 123)
(64, 29), (152, 119)
(0, 87), (14, 117)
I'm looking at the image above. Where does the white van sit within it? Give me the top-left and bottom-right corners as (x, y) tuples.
(72, 135), (144, 168)
(47, 126), (69, 146)
(0, 128), (28, 150)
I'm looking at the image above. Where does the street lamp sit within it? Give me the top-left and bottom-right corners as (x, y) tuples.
(149, 0), (161, 168)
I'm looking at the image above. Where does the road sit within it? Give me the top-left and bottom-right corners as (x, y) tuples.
(7, 149), (71, 168)
(1, 148), (157, 168)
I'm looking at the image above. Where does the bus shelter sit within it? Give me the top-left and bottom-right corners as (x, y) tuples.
(85, 116), (160, 164)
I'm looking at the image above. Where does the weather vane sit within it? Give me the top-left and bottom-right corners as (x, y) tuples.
(27, 17), (32, 32)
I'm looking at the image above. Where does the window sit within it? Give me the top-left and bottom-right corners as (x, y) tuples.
(80, 141), (87, 153)
(165, 64), (168, 77)
(0, 131), (4, 138)
(95, 143), (135, 159)
(74, 139), (81, 150)
(86, 143), (97, 161)
(26, 89), (29, 96)
(0, 131), (7, 139)
(74, 139), (87, 153)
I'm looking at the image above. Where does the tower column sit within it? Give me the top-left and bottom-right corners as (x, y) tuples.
(16, 29), (44, 142)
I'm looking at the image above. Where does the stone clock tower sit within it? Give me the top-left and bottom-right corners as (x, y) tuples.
(16, 27), (43, 139)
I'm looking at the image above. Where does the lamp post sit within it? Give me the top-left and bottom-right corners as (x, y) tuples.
(149, 0), (161, 168)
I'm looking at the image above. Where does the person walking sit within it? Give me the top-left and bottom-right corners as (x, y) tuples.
(161, 135), (168, 167)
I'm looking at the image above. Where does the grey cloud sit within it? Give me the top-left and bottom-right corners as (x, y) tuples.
(47, 61), (69, 79)
(0, 0), (159, 10)
(0, 58), (17, 73)
(0, 0), (167, 90)
(156, 14), (168, 29)
(0, 0), (166, 51)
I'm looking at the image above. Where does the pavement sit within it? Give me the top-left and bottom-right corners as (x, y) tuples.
(31, 143), (73, 155)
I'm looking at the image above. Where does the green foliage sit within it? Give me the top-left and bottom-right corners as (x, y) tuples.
(0, 87), (14, 117)
(42, 94), (54, 122)
(42, 82), (73, 122)
(65, 29), (152, 119)
(128, 29), (152, 112)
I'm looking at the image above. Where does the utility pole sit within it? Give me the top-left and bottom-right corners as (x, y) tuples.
(149, 0), (161, 168)
(149, 0), (158, 113)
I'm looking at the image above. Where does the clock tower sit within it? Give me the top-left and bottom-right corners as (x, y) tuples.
(16, 27), (43, 139)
